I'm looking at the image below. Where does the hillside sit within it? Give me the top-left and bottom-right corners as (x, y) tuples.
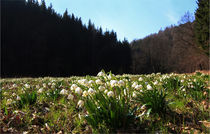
(131, 22), (209, 74)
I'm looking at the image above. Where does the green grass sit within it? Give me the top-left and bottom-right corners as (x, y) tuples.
(0, 72), (209, 133)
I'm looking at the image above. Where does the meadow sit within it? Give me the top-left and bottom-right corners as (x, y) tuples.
(0, 71), (209, 133)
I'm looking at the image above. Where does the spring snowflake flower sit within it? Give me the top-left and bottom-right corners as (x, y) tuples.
(147, 85), (153, 90)
(88, 80), (94, 85)
(138, 77), (143, 81)
(36, 85), (40, 89)
(132, 82), (138, 88)
(98, 86), (105, 91)
(82, 91), (88, 97)
(107, 74), (112, 80)
(97, 71), (105, 77)
(153, 81), (158, 85)
(25, 84), (30, 89)
(75, 87), (83, 95)
(60, 89), (68, 95)
(13, 84), (17, 88)
(107, 91), (114, 97)
(6, 99), (13, 105)
(43, 83), (47, 88)
(67, 94), (74, 100)
(71, 84), (78, 90)
(132, 92), (137, 98)
(78, 79), (88, 86)
(88, 88), (95, 95)
(38, 88), (44, 93)
(118, 80), (125, 87)
(104, 89), (108, 94)
(110, 80), (118, 87)
(135, 85), (142, 90)
(77, 100), (84, 108)
(96, 79), (103, 85)
(16, 95), (21, 101)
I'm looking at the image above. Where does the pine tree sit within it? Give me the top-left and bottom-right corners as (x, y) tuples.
(194, 0), (209, 55)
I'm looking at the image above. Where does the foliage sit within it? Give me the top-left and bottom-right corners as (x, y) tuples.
(136, 88), (168, 117)
(17, 91), (37, 108)
(194, 0), (209, 55)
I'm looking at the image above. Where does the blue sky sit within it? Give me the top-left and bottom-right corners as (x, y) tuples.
(40, 0), (197, 42)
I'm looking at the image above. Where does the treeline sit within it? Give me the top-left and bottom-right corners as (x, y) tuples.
(1, 0), (131, 77)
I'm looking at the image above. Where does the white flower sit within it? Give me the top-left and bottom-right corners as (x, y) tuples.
(118, 80), (125, 87)
(107, 91), (114, 97)
(67, 94), (74, 100)
(110, 80), (118, 87)
(78, 79), (88, 86)
(135, 85), (142, 90)
(104, 89), (108, 94)
(97, 71), (105, 77)
(181, 80), (184, 83)
(98, 86), (105, 91)
(77, 100), (84, 108)
(16, 95), (21, 101)
(12, 93), (16, 96)
(82, 91), (88, 97)
(147, 85), (153, 90)
(132, 82), (138, 88)
(60, 89), (68, 95)
(36, 85), (40, 89)
(88, 80), (94, 85)
(88, 88), (95, 95)
(153, 81), (158, 85)
(43, 83), (47, 88)
(132, 92), (137, 98)
(6, 99), (13, 105)
(182, 88), (186, 92)
(25, 84), (30, 89)
(71, 84), (78, 91)
(107, 74), (112, 80)
(96, 79), (103, 85)
(13, 84), (17, 88)
(38, 88), (44, 93)
(138, 77), (143, 81)
(75, 87), (83, 95)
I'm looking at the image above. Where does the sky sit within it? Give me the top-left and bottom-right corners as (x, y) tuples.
(39, 0), (197, 42)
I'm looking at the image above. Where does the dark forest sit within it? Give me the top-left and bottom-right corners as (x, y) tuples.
(1, 0), (131, 77)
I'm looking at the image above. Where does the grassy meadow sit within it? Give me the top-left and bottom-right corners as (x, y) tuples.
(0, 71), (209, 133)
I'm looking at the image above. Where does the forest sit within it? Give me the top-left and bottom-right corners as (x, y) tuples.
(1, 0), (131, 77)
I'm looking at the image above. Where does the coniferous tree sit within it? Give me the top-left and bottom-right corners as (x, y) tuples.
(1, 0), (132, 77)
(194, 0), (209, 55)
